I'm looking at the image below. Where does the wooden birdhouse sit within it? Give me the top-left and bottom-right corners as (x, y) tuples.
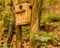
(14, 3), (32, 25)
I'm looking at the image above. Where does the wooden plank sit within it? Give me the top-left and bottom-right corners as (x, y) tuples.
(15, 3), (31, 25)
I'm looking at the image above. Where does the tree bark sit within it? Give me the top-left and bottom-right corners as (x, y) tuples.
(15, 26), (22, 48)
(13, 0), (23, 48)
(30, 0), (43, 48)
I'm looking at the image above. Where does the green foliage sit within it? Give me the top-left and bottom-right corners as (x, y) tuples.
(32, 31), (57, 42)
(49, 34), (57, 40)
(49, 0), (58, 5)
(1, 11), (8, 16)
(39, 36), (49, 42)
(45, 45), (51, 48)
(5, 0), (12, 6)
(38, 31), (47, 35)
(44, 0), (58, 5)
(48, 13), (60, 22)
(0, 11), (10, 26)
(23, 29), (30, 35)
(4, 18), (10, 26)
(41, 12), (60, 27)
(35, 34), (49, 42)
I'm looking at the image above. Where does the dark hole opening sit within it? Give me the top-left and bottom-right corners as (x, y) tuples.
(1, 38), (3, 40)
(29, 6), (32, 9)
(19, 5), (23, 9)
(1, 42), (4, 44)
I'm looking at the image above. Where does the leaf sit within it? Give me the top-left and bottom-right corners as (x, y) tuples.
(49, 34), (57, 40)
(39, 36), (49, 42)
(48, 13), (60, 21)
(39, 31), (47, 35)
(35, 34), (40, 40)
(4, 18), (10, 26)
(1, 11), (8, 16)
(45, 45), (50, 48)
(23, 29), (30, 35)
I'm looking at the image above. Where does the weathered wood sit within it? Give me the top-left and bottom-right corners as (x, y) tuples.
(15, 3), (31, 25)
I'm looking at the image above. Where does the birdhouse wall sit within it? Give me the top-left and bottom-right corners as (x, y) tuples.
(15, 3), (31, 25)
(15, 13), (27, 25)
(15, 3), (28, 13)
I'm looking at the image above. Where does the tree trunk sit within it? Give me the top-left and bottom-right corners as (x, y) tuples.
(13, 0), (23, 48)
(15, 26), (22, 48)
(30, 0), (43, 48)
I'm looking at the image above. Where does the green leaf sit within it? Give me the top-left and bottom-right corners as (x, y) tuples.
(35, 34), (40, 40)
(48, 13), (60, 21)
(23, 29), (30, 35)
(4, 18), (10, 26)
(39, 36), (49, 42)
(1, 11), (8, 16)
(45, 45), (50, 48)
(39, 31), (47, 35)
(49, 34), (57, 40)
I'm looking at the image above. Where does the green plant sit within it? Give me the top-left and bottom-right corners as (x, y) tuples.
(39, 36), (49, 42)
(45, 45), (51, 48)
(35, 34), (49, 42)
(4, 18), (10, 26)
(32, 31), (57, 42)
(49, 34), (57, 40)
(23, 29), (30, 35)
(39, 31), (47, 35)
(48, 13), (60, 22)
(44, 0), (58, 5)
(1, 11), (8, 16)
(49, 0), (58, 5)
(5, 0), (12, 6)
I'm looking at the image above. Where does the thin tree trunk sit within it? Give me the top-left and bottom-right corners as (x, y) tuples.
(15, 26), (22, 48)
(13, 0), (22, 48)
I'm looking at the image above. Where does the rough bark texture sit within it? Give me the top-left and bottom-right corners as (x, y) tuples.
(15, 26), (22, 48)
(30, 0), (43, 48)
